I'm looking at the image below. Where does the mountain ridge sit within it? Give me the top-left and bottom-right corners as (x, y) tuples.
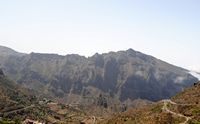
(0, 46), (198, 104)
(0, 46), (190, 71)
(0, 46), (193, 73)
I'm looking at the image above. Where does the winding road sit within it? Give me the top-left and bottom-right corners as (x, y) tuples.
(162, 100), (191, 124)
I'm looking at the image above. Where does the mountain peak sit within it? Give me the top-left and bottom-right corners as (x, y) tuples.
(126, 48), (136, 54)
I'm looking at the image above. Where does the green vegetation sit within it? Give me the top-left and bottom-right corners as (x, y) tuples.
(151, 104), (162, 113)
(189, 120), (200, 124)
(0, 119), (17, 124)
(192, 107), (200, 116)
(0, 120), (15, 124)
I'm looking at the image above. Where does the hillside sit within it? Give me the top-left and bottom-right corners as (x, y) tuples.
(0, 46), (198, 106)
(0, 69), (108, 123)
(99, 81), (200, 124)
(0, 69), (39, 123)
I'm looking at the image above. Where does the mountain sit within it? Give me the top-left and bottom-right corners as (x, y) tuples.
(99, 81), (200, 124)
(0, 46), (198, 105)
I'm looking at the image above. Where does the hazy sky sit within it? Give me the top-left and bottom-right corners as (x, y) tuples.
(0, 0), (200, 71)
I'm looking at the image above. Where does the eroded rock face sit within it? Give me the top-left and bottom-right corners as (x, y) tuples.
(0, 46), (198, 103)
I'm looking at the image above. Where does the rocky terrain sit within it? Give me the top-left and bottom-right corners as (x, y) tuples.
(0, 46), (198, 106)
(99, 81), (200, 124)
(0, 69), (108, 123)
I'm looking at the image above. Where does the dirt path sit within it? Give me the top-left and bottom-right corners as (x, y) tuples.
(80, 116), (96, 124)
(162, 100), (191, 124)
(3, 104), (35, 115)
(92, 116), (96, 124)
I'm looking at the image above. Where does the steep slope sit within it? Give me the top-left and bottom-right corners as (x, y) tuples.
(0, 46), (198, 105)
(99, 81), (200, 124)
(0, 69), (99, 124)
(0, 46), (24, 56)
(0, 69), (39, 123)
(0, 69), (34, 107)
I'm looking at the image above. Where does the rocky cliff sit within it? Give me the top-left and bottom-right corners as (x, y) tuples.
(0, 46), (197, 104)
